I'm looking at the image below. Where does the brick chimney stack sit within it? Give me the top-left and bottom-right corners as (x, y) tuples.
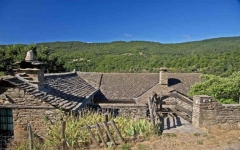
(159, 67), (168, 85)
(14, 50), (45, 88)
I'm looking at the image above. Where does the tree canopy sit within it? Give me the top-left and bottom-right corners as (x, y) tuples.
(189, 72), (240, 104)
(1, 36), (240, 76)
(1, 36), (240, 103)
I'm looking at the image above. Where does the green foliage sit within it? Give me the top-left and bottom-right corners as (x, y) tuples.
(1, 36), (240, 76)
(120, 143), (132, 150)
(0, 44), (29, 75)
(189, 72), (240, 103)
(44, 113), (154, 149)
(0, 72), (4, 76)
(0, 44), (65, 75)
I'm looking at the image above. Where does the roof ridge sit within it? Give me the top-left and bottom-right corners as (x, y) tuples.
(77, 71), (159, 75)
(133, 83), (158, 100)
(169, 73), (202, 74)
(44, 72), (76, 76)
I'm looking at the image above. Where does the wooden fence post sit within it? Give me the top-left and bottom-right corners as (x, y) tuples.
(104, 113), (108, 122)
(86, 126), (100, 148)
(104, 113), (110, 142)
(103, 121), (116, 147)
(27, 123), (33, 150)
(96, 123), (107, 148)
(148, 98), (155, 128)
(110, 120), (125, 144)
(61, 121), (67, 150)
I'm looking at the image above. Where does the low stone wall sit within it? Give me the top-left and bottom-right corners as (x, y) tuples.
(90, 103), (148, 119)
(192, 95), (240, 128)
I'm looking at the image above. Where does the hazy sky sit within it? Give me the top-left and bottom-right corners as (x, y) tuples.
(0, 0), (240, 44)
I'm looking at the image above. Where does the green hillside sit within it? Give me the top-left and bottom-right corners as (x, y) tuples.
(1, 36), (240, 76)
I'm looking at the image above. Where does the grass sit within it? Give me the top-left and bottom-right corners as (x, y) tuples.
(130, 125), (240, 150)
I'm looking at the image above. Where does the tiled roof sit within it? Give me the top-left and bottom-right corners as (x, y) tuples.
(168, 73), (202, 95)
(4, 73), (97, 111)
(78, 72), (159, 100)
(78, 72), (202, 101)
(76, 72), (102, 89)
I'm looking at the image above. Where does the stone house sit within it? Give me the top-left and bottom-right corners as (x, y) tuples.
(0, 55), (98, 139)
(0, 52), (202, 139)
(75, 68), (203, 123)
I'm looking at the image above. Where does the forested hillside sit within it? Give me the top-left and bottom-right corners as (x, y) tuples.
(1, 36), (240, 76)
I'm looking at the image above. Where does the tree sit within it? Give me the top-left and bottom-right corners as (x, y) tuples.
(189, 72), (240, 104)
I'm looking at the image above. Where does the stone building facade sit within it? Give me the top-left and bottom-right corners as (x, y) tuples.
(0, 51), (98, 141)
(0, 83), (59, 137)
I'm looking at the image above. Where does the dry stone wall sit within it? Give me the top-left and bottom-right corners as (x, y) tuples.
(192, 95), (240, 128)
(95, 103), (148, 119)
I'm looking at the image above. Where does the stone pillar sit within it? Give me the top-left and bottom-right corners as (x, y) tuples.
(159, 67), (168, 85)
(192, 95), (213, 127)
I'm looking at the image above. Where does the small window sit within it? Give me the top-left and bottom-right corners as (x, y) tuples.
(0, 109), (13, 132)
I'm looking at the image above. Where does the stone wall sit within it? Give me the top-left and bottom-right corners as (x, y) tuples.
(192, 95), (240, 128)
(0, 85), (59, 138)
(92, 103), (148, 119)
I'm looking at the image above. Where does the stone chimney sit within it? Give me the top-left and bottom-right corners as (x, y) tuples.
(159, 67), (168, 85)
(14, 50), (45, 88)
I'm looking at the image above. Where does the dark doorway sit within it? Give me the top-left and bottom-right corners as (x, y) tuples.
(0, 108), (14, 149)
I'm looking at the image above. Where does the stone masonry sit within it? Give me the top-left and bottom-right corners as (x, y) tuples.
(0, 86), (59, 138)
(192, 95), (240, 128)
(98, 103), (148, 119)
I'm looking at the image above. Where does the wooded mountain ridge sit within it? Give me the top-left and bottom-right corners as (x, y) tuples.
(1, 36), (240, 76)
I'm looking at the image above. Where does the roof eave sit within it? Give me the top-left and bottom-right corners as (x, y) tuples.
(72, 89), (99, 113)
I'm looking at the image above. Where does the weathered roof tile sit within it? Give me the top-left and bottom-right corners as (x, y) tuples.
(78, 72), (202, 100)
(4, 72), (97, 111)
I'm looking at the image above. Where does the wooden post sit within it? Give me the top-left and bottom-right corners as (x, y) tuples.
(96, 123), (107, 148)
(86, 126), (100, 148)
(110, 120), (125, 144)
(104, 113), (110, 142)
(61, 121), (67, 150)
(27, 123), (33, 150)
(148, 98), (155, 128)
(104, 113), (109, 122)
(103, 121), (116, 147)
